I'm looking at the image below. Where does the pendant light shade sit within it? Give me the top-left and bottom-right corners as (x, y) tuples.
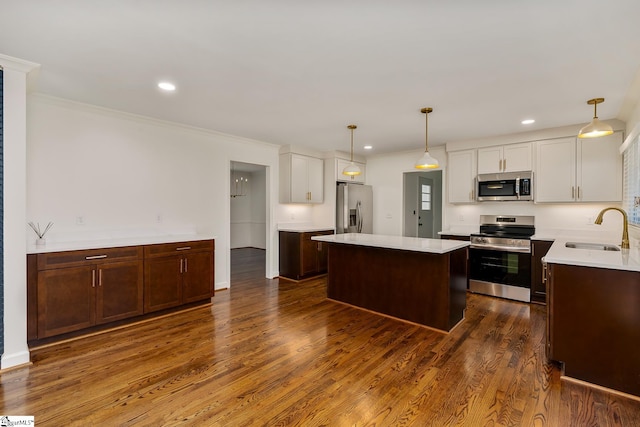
(342, 124), (362, 177)
(415, 107), (439, 170)
(578, 98), (613, 139)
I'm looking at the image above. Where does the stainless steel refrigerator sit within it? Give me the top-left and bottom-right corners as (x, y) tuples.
(336, 183), (373, 234)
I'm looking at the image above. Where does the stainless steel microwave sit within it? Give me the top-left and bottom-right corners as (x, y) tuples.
(477, 171), (533, 201)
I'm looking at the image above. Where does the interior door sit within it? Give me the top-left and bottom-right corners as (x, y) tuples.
(418, 176), (434, 238)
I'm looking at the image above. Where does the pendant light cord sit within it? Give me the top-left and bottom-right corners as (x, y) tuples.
(348, 124), (357, 161)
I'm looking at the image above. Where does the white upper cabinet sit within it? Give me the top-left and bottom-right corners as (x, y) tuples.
(577, 133), (623, 202)
(477, 142), (532, 174)
(535, 132), (622, 203)
(448, 149), (477, 203)
(535, 137), (576, 202)
(280, 153), (324, 204)
(336, 158), (366, 184)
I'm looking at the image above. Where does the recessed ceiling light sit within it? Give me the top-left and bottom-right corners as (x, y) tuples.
(158, 82), (176, 91)
(521, 119), (535, 125)
(364, 145), (373, 150)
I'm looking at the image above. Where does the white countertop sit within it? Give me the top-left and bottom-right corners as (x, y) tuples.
(312, 233), (469, 254)
(27, 233), (216, 254)
(543, 236), (640, 273)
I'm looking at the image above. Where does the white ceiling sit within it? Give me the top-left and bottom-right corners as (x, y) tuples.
(2, 1), (640, 156)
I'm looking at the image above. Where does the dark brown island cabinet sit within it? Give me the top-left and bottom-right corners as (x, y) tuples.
(279, 230), (333, 280)
(547, 262), (640, 397)
(324, 239), (468, 332)
(530, 239), (553, 304)
(27, 239), (214, 344)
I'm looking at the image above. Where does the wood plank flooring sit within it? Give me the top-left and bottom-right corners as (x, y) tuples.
(2, 247), (639, 426)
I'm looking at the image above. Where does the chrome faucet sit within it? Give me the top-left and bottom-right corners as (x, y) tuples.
(594, 207), (630, 249)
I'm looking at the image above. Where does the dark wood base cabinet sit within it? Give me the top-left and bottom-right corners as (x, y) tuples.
(547, 263), (640, 397)
(530, 240), (553, 304)
(279, 230), (333, 280)
(27, 239), (214, 345)
(144, 240), (214, 312)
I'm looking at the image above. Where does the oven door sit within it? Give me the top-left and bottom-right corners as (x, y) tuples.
(469, 246), (531, 302)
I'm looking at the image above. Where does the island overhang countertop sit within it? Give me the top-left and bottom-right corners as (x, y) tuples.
(311, 233), (469, 254)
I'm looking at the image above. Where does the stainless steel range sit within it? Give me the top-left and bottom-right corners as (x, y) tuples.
(469, 215), (535, 302)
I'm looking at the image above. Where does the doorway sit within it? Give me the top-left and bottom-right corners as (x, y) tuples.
(229, 161), (268, 281)
(403, 170), (443, 238)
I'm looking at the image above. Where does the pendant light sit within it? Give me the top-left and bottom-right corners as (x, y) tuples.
(578, 98), (613, 139)
(415, 107), (439, 169)
(342, 124), (362, 177)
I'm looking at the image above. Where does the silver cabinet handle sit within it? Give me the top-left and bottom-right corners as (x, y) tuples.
(184, 258), (188, 273)
(503, 158), (506, 171)
(86, 255), (107, 260)
(180, 258), (184, 273)
(577, 186), (581, 200)
(542, 263), (548, 284)
(92, 269), (96, 288)
(176, 247), (191, 251)
(571, 186), (575, 199)
(98, 269), (103, 287)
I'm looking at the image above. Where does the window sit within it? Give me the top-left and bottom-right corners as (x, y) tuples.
(421, 184), (431, 211)
(622, 129), (640, 226)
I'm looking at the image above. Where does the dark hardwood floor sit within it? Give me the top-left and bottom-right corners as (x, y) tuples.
(1, 247), (639, 426)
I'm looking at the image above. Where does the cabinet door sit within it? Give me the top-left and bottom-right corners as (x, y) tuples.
(535, 137), (576, 202)
(503, 143), (532, 172)
(96, 260), (144, 324)
(144, 256), (182, 313)
(577, 132), (622, 202)
(290, 154), (310, 203)
(448, 150), (477, 203)
(300, 234), (319, 276)
(530, 240), (553, 304)
(183, 251), (214, 303)
(307, 156), (324, 203)
(38, 266), (95, 338)
(477, 146), (503, 174)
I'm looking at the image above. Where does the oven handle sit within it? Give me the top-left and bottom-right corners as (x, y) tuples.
(470, 244), (531, 254)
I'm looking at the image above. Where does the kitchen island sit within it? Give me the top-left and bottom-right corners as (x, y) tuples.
(312, 233), (469, 332)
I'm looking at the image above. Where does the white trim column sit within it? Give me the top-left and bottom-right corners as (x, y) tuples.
(1, 53), (39, 370)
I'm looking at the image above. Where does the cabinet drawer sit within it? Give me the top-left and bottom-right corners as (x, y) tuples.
(144, 240), (214, 258)
(37, 246), (142, 271)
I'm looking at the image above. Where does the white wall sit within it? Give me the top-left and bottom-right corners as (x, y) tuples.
(230, 168), (267, 249)
(1, 54), (39, 370)
(366, 146), (447, 236)
(26, 94), (294, 290)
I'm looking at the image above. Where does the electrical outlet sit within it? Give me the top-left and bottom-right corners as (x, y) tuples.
(76, 216), (85, 225)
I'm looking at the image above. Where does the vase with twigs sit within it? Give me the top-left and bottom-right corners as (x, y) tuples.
(28, 221), (53, 245)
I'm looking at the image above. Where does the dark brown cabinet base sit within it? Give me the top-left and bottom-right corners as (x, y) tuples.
(547, 263), (640, 397)
(27, 239), (214, 345)
(279, 230), (333, 280)
(326, 243), (467, 332)
(530, 240), (553, 304)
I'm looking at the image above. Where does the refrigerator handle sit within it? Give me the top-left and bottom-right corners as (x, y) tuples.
(356, 200), (363, 233)
(342, 185), (349, 233)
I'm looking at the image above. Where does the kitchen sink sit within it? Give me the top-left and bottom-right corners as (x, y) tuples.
(565, 242), (621, 251)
